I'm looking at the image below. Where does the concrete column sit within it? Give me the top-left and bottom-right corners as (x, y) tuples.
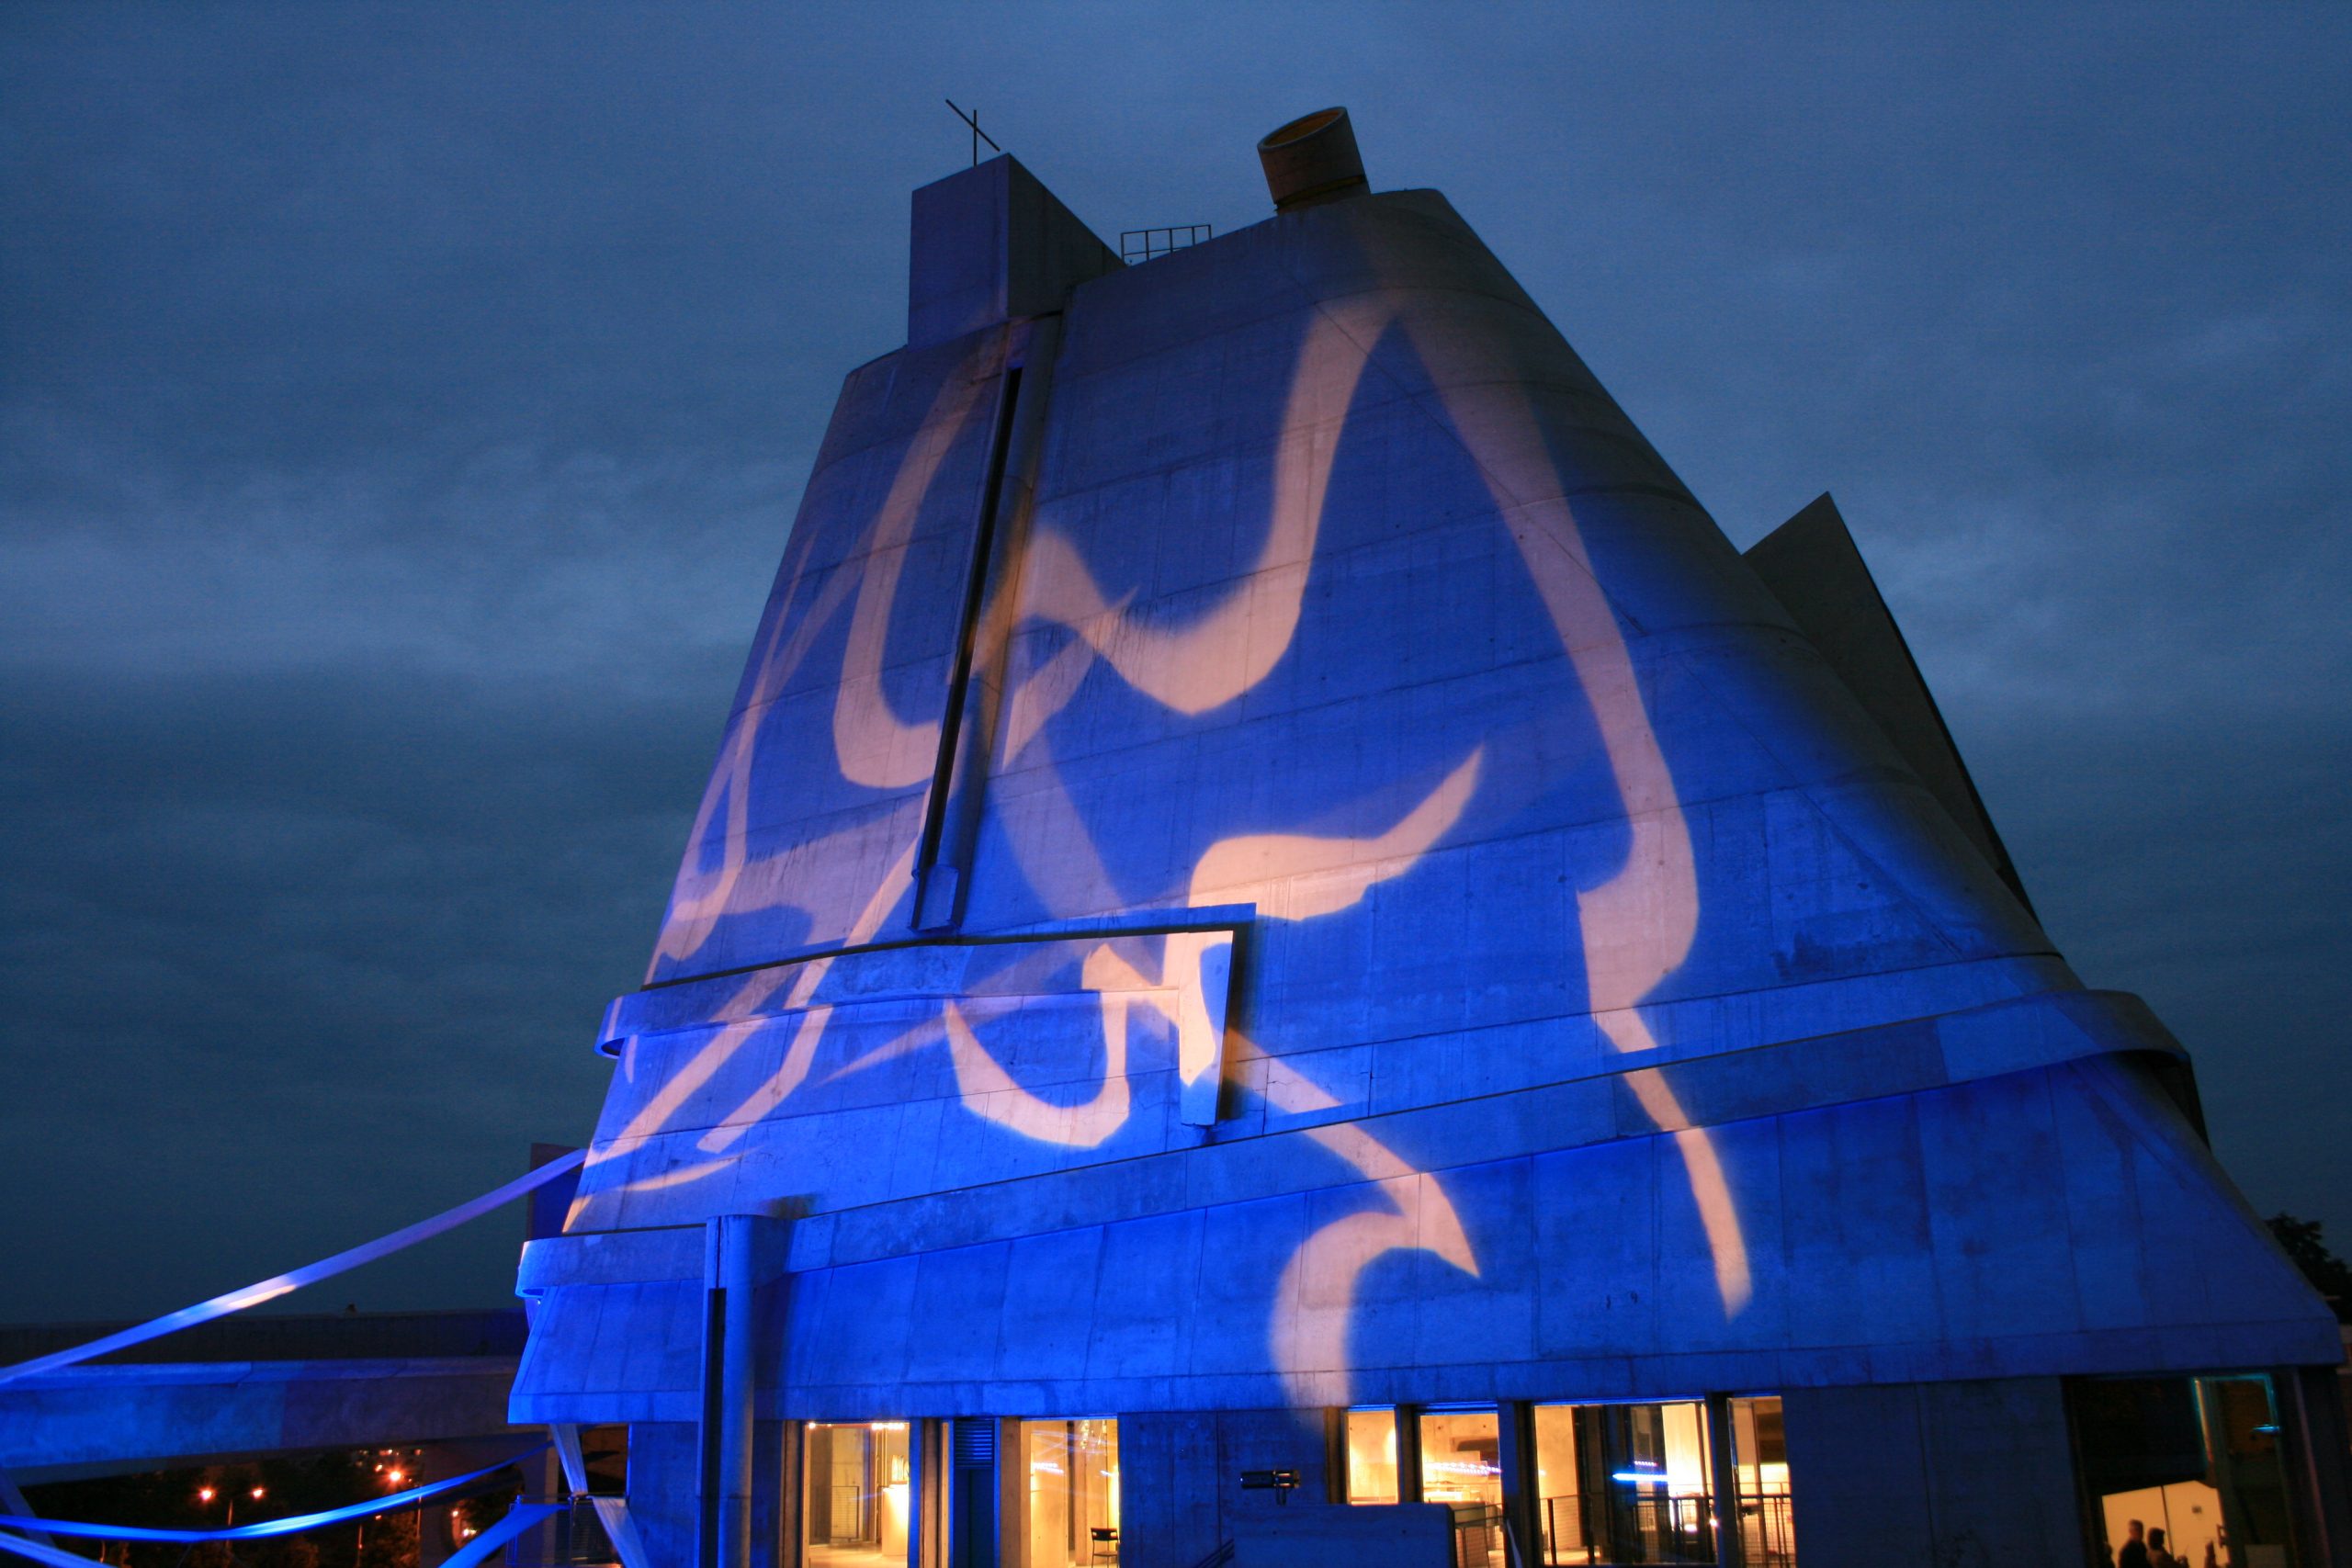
(1393, 1406), (1425, 1506)
(910, 1417), (951, 1568)
(697, 1222), (727, 1568)
(1703, 1395), (1745, 1568)
(757, 1418), (793, 1568)
(996, 1416), (1026, 1568)
(1495, 1401), (1543, 1568)
(718, 1215), (758, 1568)
(698, 1214), (786, 1568)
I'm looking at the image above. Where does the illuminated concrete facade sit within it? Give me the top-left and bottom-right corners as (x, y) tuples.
(511, 119), (2350, 1568)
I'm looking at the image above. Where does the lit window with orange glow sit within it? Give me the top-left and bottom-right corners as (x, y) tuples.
(802, 1420), (912, 1565)
(1020, 1418), (1119, 1568)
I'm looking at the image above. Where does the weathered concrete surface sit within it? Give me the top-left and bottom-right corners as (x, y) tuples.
(1782, 1378), (2082, 1567)
(522, 167), (2336, 1408)
(1745, 491), (2034, 912)
(1114, 1407), (1333, 1568)
(513, 146), (2348, 1559)
(909, 155), (1120, 349)
(1230, 1502), (1451, 1568)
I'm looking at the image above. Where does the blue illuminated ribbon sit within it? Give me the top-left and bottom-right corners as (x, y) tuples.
(0, 1444), (548, 1542)
(0, 1503), (559, 1568)
(426, 1502), (561, 1568)
(0, 1535), (124, 1568)
(0, 1150), (585, 1385)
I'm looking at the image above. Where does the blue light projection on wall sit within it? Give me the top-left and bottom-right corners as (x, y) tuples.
(516, 160), (2338, 1436)
(552, 208), (1759, 1404)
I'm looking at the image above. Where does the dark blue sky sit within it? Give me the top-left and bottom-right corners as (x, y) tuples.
(5, 3), (2346, 1320)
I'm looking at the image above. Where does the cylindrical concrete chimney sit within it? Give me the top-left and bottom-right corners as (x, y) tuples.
(1258, 107), (1367, 212)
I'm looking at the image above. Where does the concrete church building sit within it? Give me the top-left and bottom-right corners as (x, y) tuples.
(509, 111), (2352, 1568)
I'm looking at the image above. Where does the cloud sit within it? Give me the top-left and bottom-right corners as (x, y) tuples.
(3, 1), (2347, 1317)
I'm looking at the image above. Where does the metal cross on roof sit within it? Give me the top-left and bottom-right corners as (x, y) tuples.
(944, 98), (1001, 168)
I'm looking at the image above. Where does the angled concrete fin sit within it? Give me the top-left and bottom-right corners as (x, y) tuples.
(1745, 491), (2038, 918)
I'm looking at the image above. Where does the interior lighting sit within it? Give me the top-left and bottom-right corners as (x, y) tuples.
(196, 1489), (214, 1505)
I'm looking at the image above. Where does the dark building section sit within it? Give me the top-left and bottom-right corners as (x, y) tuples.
(510, 113), (2352, 1568)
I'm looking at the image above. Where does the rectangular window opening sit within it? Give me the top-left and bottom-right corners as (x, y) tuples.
(1018, 1416), (1120, 1568)
(802, 1419), (914, 1566)
(1528, 1396), (1791, 1567)
(1344, 1407), (1400, 1506)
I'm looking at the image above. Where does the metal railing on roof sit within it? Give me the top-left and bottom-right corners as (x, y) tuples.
(1120, 225), (1212, 265)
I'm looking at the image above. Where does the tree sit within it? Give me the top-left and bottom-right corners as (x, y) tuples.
(2267, 1212), (2352, 1322)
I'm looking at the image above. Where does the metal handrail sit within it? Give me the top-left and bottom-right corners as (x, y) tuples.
(1119, 225), (1212, 264)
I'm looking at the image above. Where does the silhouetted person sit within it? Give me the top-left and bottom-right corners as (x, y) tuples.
(2148, 1527), (2180, 1568)
(2118, 1519), (2150, 1568)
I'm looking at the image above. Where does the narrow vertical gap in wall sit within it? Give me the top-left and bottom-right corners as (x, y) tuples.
(915, 359), (1023, 920)
(696, 1284), (727, 1568)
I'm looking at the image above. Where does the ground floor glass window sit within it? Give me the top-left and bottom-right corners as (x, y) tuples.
(801, 1420), (911, 1566)
(1344, 1408), (1400, 1505)
(1340, 1395), (1793, 1567)
(2075, 1375), (2305, 1568)
(1722, 1397), (1793, 1567)
(1421, 1406), (1505, 1564)
(1020, 1417), (1120, 1568)
(1533, 1400), (1711, 1565)
(1532, 1399), (1757, 1567)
